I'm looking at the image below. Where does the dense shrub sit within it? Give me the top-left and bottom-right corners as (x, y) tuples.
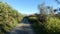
(0, 2), (23, 34)
(45, 17), (60, 34)
(28, 14), (60, 34)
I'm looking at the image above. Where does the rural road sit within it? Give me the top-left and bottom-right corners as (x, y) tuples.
(9, 18), (34, 34)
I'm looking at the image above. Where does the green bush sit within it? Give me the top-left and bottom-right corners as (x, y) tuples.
(28, 15), (60, 34)
(45, 17), (60, 34)
(0, 2), (23, 34)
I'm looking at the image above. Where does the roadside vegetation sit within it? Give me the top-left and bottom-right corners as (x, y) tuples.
(0, 2), (23, 34)
(28, 14), (60, 34)
(0, 0), (60, 34)
(27, 3), (60, 34)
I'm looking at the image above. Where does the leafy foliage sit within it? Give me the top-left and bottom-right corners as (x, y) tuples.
(0, 2), (23, 34)
(45, 17), (60, 34)
(28, 14), (60, 34)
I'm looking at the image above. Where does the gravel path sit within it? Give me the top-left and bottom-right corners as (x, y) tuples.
(9, 18), (34, 34)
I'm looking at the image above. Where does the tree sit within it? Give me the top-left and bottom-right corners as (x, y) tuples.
(55, 0), (60, 4)
(38, 3), (48, 14)
(49, 7), (55, 15)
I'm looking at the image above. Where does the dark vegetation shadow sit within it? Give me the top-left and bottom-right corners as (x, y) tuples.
(6, 16), (34, 34)
(26, 14), (60, 34)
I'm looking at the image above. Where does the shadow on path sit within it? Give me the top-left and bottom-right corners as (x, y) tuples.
(8, 17), (34, 34)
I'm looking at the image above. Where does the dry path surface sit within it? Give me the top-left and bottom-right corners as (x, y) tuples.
(9, 18), (34, 34)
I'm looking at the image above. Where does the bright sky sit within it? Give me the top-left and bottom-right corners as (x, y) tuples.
(2, 0), (60, 15)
